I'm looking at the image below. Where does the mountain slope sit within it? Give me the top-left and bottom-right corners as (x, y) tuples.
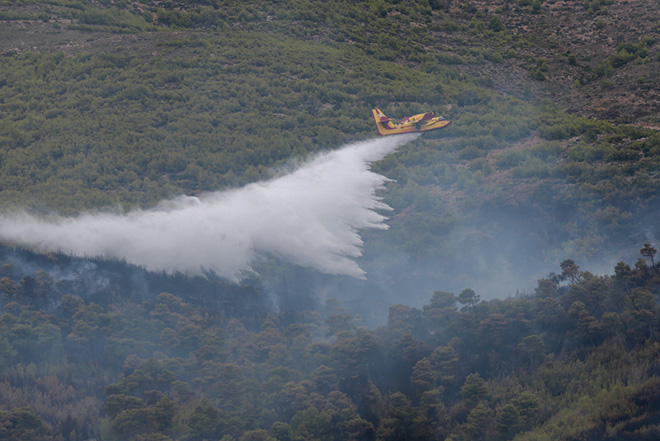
(1, 3), (660, 441)
(0, 0), (658, 297)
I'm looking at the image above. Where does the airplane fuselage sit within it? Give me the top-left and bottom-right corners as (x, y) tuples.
(372, 109), (451, 136)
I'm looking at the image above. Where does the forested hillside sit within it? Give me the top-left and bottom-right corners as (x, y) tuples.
(1, 0), (660, 439)
(0, 244), (659, 440)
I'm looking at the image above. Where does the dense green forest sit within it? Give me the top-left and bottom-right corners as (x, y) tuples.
(1, 0), (660, 439)
(0, 244), (659, 440)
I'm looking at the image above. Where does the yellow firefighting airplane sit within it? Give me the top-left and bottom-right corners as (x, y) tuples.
(372, 108), (451, 136)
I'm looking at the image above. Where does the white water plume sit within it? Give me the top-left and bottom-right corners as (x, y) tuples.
(0, 135), (418, 280)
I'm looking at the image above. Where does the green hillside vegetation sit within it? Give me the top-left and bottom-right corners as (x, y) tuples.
(1, 0), (658, 262)
(1, 0), (660, 439)
(0, 0), (534, 214)
(0, 30), (521, 212)
(0, 247), (659, 440)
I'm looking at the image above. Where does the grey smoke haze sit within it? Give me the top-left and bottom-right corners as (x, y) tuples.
(0, 135), (419, 281)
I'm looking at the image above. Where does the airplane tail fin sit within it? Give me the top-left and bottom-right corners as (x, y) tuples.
(372, 109), (392, 135)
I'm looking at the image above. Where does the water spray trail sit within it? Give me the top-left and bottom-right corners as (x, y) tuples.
(0, 135), (418, 280)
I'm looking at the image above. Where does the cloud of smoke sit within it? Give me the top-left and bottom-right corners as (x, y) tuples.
(0, 135), (418, 281)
